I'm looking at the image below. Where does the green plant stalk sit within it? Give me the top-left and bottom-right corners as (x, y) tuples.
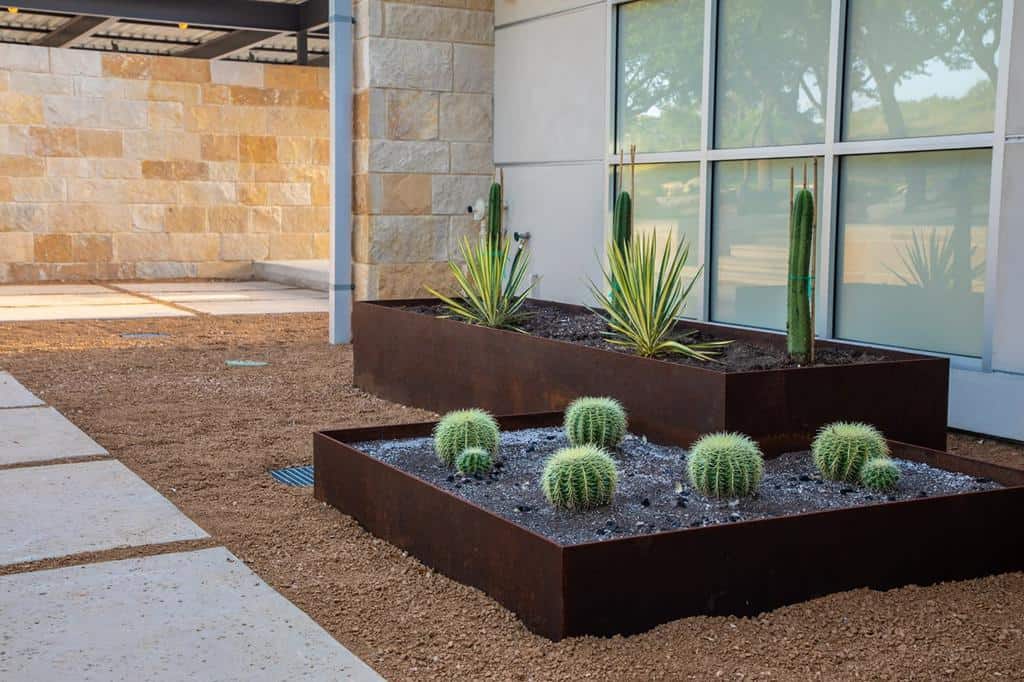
(787, 188), (814, 362)
(486, 181), (502, 250)
(610, 190), (632, 302)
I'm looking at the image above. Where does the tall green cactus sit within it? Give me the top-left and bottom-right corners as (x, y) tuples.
(787, 188), (814, 362)
(486, 181), (502, 249)
(612, 190), (632, 252)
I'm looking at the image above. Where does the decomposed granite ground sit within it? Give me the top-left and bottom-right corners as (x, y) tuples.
(2, 312), (1023, 681)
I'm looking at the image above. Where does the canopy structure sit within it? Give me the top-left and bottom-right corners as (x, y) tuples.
(0, 0), (329, 64)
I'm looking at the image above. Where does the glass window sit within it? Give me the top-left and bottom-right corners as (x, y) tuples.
(835, 150), (990, 356)
(616, 0), (705, 153)
(842, 0), (1001, 141)
(715, 0), (831, 149)
(711, 157), (821, 329)
(630, 163), (703, 316)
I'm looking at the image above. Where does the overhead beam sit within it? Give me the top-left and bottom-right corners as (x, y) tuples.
(11, 0), (302, 32)
(299, 0), (329, 31)
(36, 15), (117, 47)
(180, 29), (278, 59)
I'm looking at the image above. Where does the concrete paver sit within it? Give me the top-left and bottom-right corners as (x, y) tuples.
(0, 372), (43, 408)
(0, 406), (107, 466)
(0, 547), (383, 681)
(0, 460), (208, 565)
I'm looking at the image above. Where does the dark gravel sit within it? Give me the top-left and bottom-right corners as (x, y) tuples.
(404, 302), (888, 372)
(355, 427), (1001, 546)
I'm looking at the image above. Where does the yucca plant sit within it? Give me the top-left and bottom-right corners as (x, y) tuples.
(589, 233), (729, 361)
(426, 235), (533, 331)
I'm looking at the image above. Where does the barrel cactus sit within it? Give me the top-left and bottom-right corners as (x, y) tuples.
(687, 432), (764, 498)
(860, 458), (900, 493)
(812, 421), (889, 483)
(540, 445), (618, 511)
(455, 447), (494, 476)
(433, 409), (499, 467)
(564, 396), (627, 448)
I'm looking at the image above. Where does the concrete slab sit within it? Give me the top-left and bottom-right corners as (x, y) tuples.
(118, 281), (292, 294)
(0, 303), (191, 322)
(0, 406), (107, 465)
(176, 298), (329, 315)
(0, 293), (148, 307)
(0, 373), (43, 409)
(0, 284), (111, 296)
(0, 460), (208, 565)
(255, 260), (329, 292)
(155, 289), (327, 303)
(0, 547), (383, 681)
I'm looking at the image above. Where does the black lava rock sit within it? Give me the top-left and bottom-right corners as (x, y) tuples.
(840, 487), (855, 495)
(445, 475), (455, 483)
(798, 474), (812, 482)
(640, 497), (651, 507)
(515, 505), (532, 513)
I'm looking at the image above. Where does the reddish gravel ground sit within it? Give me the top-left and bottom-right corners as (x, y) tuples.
(1, 313), (1023, 681)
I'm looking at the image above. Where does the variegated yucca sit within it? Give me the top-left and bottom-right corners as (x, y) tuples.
(590, 233), (729, 361)
(426, 235), (533, 331)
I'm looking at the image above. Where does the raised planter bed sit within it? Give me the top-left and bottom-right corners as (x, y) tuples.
(352, 299), (949, 453)
(314, 413), (1024, 641)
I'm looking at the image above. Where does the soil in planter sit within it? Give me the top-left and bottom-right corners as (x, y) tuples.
(355, 427), (1001, 546)
(403, 302), (888, 372)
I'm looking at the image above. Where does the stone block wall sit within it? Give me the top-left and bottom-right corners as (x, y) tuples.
(0, 45), (330, 282)
(352, 0), (495, 299)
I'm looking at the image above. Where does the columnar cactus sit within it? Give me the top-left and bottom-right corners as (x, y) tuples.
(433, 409), (500, 467)
(540, 445), (618, 511)
(455, 447), (494, 476)
(564, 396), (627, 448)
(486, 181), (503, 249)
(787, 188), (814, 362)
(687, 432), (764, 498)
(812, 421), (889, 483)
(612, 190), (632, 253)
(860, 458), (901, 493)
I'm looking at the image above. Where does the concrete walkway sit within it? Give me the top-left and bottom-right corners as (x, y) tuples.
(0, 372), (382, 681)
(0, 280), (328, 322)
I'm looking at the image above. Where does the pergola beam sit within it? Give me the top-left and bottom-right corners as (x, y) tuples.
(36, 15), (117, 47)
(180, 29), (278, 59)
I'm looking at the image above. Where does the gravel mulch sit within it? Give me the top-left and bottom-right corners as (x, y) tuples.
(2, 312), (1023, 680)
(356, 427), (1001, 546)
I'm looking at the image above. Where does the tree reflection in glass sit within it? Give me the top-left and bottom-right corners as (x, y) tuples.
(616, 0), (705, 153)
(842, 0), (1001, 141)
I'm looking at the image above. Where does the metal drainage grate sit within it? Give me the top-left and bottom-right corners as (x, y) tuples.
(270, 465), (313, 487)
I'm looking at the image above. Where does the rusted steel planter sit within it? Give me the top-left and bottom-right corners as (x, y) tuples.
(352, 299), (949, 453)
(315, 414), (1024, 641)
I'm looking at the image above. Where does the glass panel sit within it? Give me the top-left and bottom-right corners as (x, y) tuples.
(842, 0), (1001, 141)
(715, 0), (831, 149)
(630, 163), (702, 317)
(835, 150), (990, 356)
(616, 0), (705, 153)
(711, 157), (821, 329)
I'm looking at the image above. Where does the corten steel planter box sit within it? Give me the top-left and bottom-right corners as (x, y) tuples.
(352, 299), (950, 454)
(315, 413), (1024, 641)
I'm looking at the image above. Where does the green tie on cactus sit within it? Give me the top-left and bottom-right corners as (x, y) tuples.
(564, 396), (627, 449)
(486, 181), (503, 250)
(860, 458), (901, 493)
(610, 190), (633, 302)
(433, 409), (500, 467)
(541, 445), (618, 511)
(687, 432), (764, 498)
(811, 421), (890, 483)
(787, 188), (814, 362)
(455, 447), (494, 476)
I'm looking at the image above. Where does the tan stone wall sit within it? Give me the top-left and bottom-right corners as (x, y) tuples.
(352, 0), (494, 299)
(0, 45), (330, 282)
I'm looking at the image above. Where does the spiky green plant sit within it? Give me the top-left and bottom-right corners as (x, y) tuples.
(425, 235), (533, 331)
(590, 232), (730, 361)
(564, 396), (627, 448)
(486, 181), (503, 249)
(540, 445), (618, 511)
(885, 228), (983, 291)
(686, 432), (764, 498)
(860, 457), (901, 493)
(812, 421), (890, 483)
(787, 188), (814, 362)
(433, 409), (500, 467)
(455, 447), (494, 476)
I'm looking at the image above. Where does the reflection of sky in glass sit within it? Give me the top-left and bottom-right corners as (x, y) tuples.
(850, 59), (989, 111)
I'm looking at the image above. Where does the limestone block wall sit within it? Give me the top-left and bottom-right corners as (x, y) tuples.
(0, 45), (330, 282)
(352, 0), (495, 299)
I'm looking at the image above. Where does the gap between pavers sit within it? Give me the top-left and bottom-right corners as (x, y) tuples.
(0, 547), (384, 681)
(0, 372), (43, 409)
(0, 406), (108, 466)
(0, 459), (208, 566)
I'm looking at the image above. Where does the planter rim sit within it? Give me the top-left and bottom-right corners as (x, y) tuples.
(359, 298), (945, 377)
